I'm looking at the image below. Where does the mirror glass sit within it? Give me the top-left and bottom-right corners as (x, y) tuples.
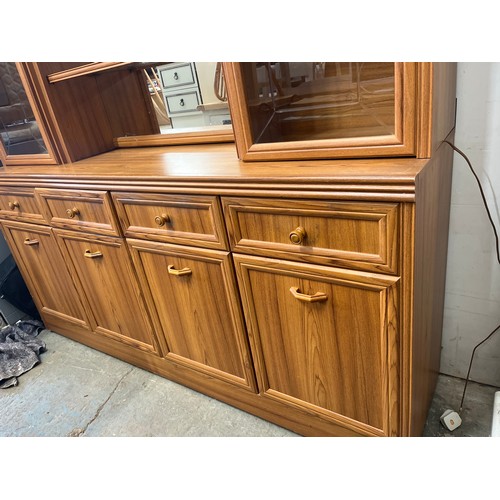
(0, 62), (48, 155)
(145, 62), (231, 133)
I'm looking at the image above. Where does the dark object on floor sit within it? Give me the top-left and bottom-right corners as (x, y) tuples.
(0, 319), (45, 388)
(0, 254), (40, 320)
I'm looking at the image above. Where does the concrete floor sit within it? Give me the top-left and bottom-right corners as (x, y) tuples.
(1, 329), (498, 437)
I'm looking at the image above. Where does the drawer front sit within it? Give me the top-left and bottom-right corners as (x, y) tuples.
(165, 91), (200, 114)
(0, 187), (46, 224)
(223, 197), (399, 274)
(159, 63), (196, 89)
(112, 192), (228, 250)
(36, 188), (121, 236)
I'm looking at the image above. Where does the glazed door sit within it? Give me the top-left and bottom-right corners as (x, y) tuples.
(234, 254), (400, 436)
(224, 62), (417, 161)
(0, 221), (91, 331)
(53, 229), (160, 354)
(128, 239), (256, 391)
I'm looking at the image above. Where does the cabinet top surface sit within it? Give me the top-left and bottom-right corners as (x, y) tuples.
(0, 143), (429, 198)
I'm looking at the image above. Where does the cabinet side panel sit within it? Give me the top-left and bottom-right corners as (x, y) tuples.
(417, 63), (457, 158)
(411, 141), (454, 434)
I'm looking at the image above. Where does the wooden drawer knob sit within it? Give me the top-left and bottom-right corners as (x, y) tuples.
(167, 264), (192, 276)
(289, 226), (307, 245)
(8, 201), (20, 210)
(66, 207), (80, 218)
(154, 213), (170, 227)
(290, 286), (327, 303)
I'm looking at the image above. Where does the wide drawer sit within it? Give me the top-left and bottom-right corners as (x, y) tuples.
(36, 188), (121, 236)
(112, 192), (228, 250)
(222, 197), (399, 274)
(0, 187), (47, 225)
(165, 91), (200, 114)
(158, 63), (196, 89)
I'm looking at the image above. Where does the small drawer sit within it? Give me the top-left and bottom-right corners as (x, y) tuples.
(222, 197), (399, 274)
(35, 188), (121, 236)
(112, 192), (228, 250)
(165, 91), (200, 114)
(158, 63), (196, 89)
(0, 187), (47, 224)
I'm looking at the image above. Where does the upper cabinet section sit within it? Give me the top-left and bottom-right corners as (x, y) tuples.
(224, 62), (457, 161)
(1, 62), (159, 166)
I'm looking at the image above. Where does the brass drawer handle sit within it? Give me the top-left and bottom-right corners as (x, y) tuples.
(154, 213), (170, 227)
(167, 264), (192, 276)
(84, 249), (103, 259)
(24, 238), (39, 246)
(290, 286), (327, 303)
(289, 226), (307, 245)
(8, 201), (20, 210)
(66, 207), (80, 218)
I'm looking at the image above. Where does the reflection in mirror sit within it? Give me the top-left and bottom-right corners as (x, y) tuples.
(0, 62), (48, 155)
(144, 62), (231, 134)
(240, 62), (395, 144)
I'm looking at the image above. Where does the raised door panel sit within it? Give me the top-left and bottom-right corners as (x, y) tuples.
(53, 229), (160, 354)
(234, 254), (400, 436)
(0, 221), (91, 331)
(128, 239), (256, 390)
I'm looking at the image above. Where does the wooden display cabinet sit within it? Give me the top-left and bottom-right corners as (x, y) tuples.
(0, 61), (458, 437)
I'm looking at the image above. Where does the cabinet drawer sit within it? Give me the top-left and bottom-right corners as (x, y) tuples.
(112, 192), (228, 250)
(165, 91), (200, 114)
(0, 187), (46, 224)
(223, 197), (399, 274)
(158, 63), (196, 89)
(36, 188), (121, 236)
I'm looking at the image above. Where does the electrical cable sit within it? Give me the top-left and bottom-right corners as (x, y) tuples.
(443, 140), (500, 414)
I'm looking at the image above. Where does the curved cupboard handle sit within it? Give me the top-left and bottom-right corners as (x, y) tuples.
(24, 238), (39, 246)
(179, 98), (185, 107)
(173, 72), (179, 80)
(84, 249), (103, 259)
(289, 226), (307, 245)
(289, 286), (327, 303)
(154, 213), (170, 226)
(66, 207), (80, 218)
(8, 201), (20, 210)
(167, 264), (192, 276)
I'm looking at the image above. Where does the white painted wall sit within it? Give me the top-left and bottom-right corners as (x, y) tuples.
(440, 62), (500, 386)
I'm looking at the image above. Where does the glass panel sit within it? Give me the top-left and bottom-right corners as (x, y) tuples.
(241, 62), (396, 144)
(0, 62), (48, 155)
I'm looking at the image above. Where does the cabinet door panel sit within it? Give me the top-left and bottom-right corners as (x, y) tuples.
(54, 229), (160, 354)
(234, 255), (400, 436)
(128, 239), (256, 390)
(0, 221), (91, 330)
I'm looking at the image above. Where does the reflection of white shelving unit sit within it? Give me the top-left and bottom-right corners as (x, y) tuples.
(157, 62), (203, 129)
(156, 62), (230, 129)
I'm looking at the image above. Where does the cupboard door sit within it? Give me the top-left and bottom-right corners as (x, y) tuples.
(53, 229), (160, 354)
(234, 255), (400, 436)
(224, 62), (417, 161)
(128, 239), (256, 390)
(0, 221), (91, 331)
